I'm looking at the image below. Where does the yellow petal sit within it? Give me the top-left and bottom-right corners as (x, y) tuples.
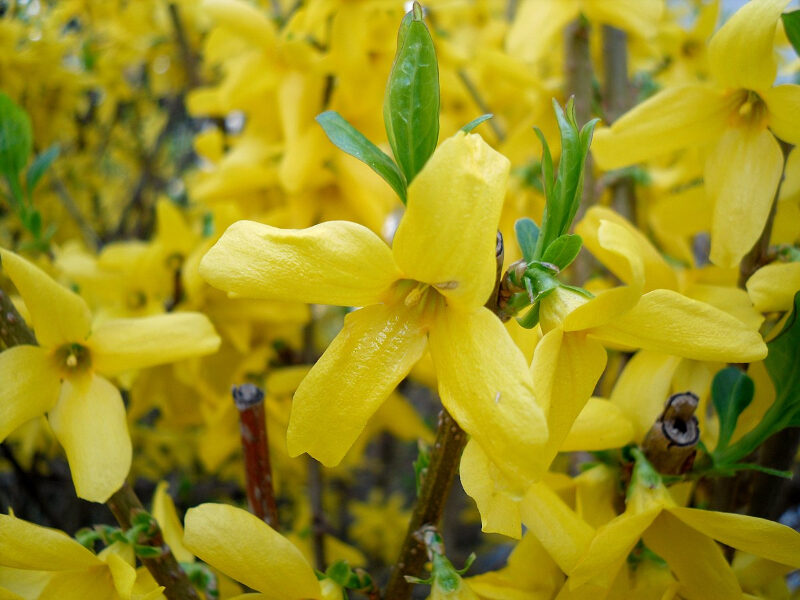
(430, 306), (547, 490)
(569, 508), (661, 588)
(0, 346), (60, 442)
(39, 568), (116, 600)
(520, 482), (595, 574)
(200, 220), (400, 307)
(183, 503), (321, 599)
(576, 207), (677, 293)
(708, 0), (789, 91)
(531, 330), (607, 468)
(201, 0), (276, 49)
(48, 375), (131, 503)
(574, 465), (618, 528)
(392, 132), (510, 311)
(764, 84), (800, 145)
(89, 313), (221, 376)
(610, 351), (682, 442)
(683, 283), (764, 331)
(584, 0), (663, 38)
(287, 303), (427, 466)
(591, 86), (731, 170)
(707, 126), (784, 268)
(746, 262), (800, 312)
(459, 439), (522, 539)
(0, 513), (100, 571)
(152, 482), (194, 564)
(642, 511), (740, 600)
(506, 0), (578, 63)
(561, 398), (634, 452)
(106, 552), (136, 600)
(0, 249), (91, 348)
(667, 507), (800, 567)
(589, 289), (767, 362)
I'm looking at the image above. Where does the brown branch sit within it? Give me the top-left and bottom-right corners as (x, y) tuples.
(307, 457), (327, 570)
(0, 283), (198, 599)
(642, 392), (699, 475)
(107, 483), (200, 600)
(232, 384), (279, 528)
(168, 3), (201, 89)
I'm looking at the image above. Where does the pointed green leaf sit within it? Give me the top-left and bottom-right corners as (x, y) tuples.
(316, 110), (407, 203)
(516, 302), (540, 329)
(542, 233), (582, 270)
(26, 144), (59, 195)
(460, 114), (493, 134)
(711, 367), (754, 453)
(514, 217), (539, 263)
(782, 11), (800, 56)
(0, 93), (32, 176)
(383, 2), (440, 183)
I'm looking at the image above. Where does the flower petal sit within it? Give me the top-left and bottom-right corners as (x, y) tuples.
(520, 482), (594, 574)
(584, 0), (663, 38)
(642, 511), (741, 600)
(287, 303), (427, 466)
(707, 0), (789, 91)
(0, 249), (91, 348)
(531, 329), (607, 469)
(591, 85), (731, 170)
(506, 0), (578, 64)
(48, 375), (131, 503)
(89, 313), (221, 376)
(0, 346), (60, 442)
(589, 289), (767, 362)
(707, 126), (784, 268)
(764, 84), (800, 145)
(184, 503), (321, 599)
(200, 220), (400, 307)
(429, 306), (547, 490)
(746, 262), (800, 312)
(460, 439), (522, 539)
(152, 482), (194, 564)
(392, 132), (510, 311)
(561, 398), (634, 452)
(667, 507), (800, 567)
(0, 513), (100, 571)
(610, 351), (682, 442)
(39, 568), (116, 600)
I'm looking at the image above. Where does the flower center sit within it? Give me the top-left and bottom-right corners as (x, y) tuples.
(55, 343), (92, 374)
(126, 290), (147, 310)
(391, 279), (445, 322)
(730, 89), (768, 129)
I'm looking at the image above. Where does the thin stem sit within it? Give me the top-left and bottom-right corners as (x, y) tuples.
(457, 69), (506, 143)
(307, 457), (327, 570)
(51, 174), (100, 251)
(168, 3), (201, 89)
(233, 384), (280, 528)
(0, 284), (37, 347)
(107, 483), (200, 600)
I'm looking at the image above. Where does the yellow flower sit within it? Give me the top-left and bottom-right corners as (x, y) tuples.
(200, 131), (548, 489)
(0, 249), (220, 502)
(183, 503), (341, 600)
(0, 512), (163, 600)
(592, 0), (798, 267)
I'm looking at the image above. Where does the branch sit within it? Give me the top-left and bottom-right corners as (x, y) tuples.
(0, 284), (36, 347)
(307, 457), (327, 570)
(232, 384), (279, 528)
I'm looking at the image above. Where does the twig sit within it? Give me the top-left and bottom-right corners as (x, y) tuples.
(51, 175), (100, 251)
(457, 69), (506, 142)
(107, 483), (200, 600)
(384, 239), (505, 600)
(0, 283), (198, 599)
(642, 392), (699, 475)
(602, 25), (636, 222)
(168, 3), (201, 89)
(307, 457), (327, 570)
(232, 384), (279, 528)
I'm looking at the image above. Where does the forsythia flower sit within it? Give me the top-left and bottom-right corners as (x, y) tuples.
(592, 0), (799, 267)
(183, 503), (342, 600)
(0, 249), (220, 502)
(200, 131), (548, 489)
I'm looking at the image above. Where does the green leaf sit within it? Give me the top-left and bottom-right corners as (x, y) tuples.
(326, 560), (353, 586)
(542, 233), (582, 270)
(533, 127), (554, 206)
(26, 144), (59, 195)
(460, 114), (493, 134)
(711, 367), (754, 453)
(514, 218), (539, 263)
(782, 11), (800, 57)
(134, 544), (164, 558)
(0, 93), (32, 176)
(516, 302), (540, 329)
(383, 2), (440, 184)
(316, 110), (407, 203)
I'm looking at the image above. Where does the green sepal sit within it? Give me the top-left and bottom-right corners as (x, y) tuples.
(711, 367), (754, 454)
(75, 527), (103, 550)
(0, 93), (33, 176)
(383, 1), (440, 184)
(782, 10), (800, 56)
(627, 447), (662, 499)
(26, 144), (59, 196)
(514, 217), (539, 263)
(182, 562), (220, 599)
(326, 560), (353, 587)
(516, 303), (540, 329)
(133, 544), (164, 558)
(542, 233), (582, 271)
(316, 110), (407, 203)
(460, 113), (493, 134)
